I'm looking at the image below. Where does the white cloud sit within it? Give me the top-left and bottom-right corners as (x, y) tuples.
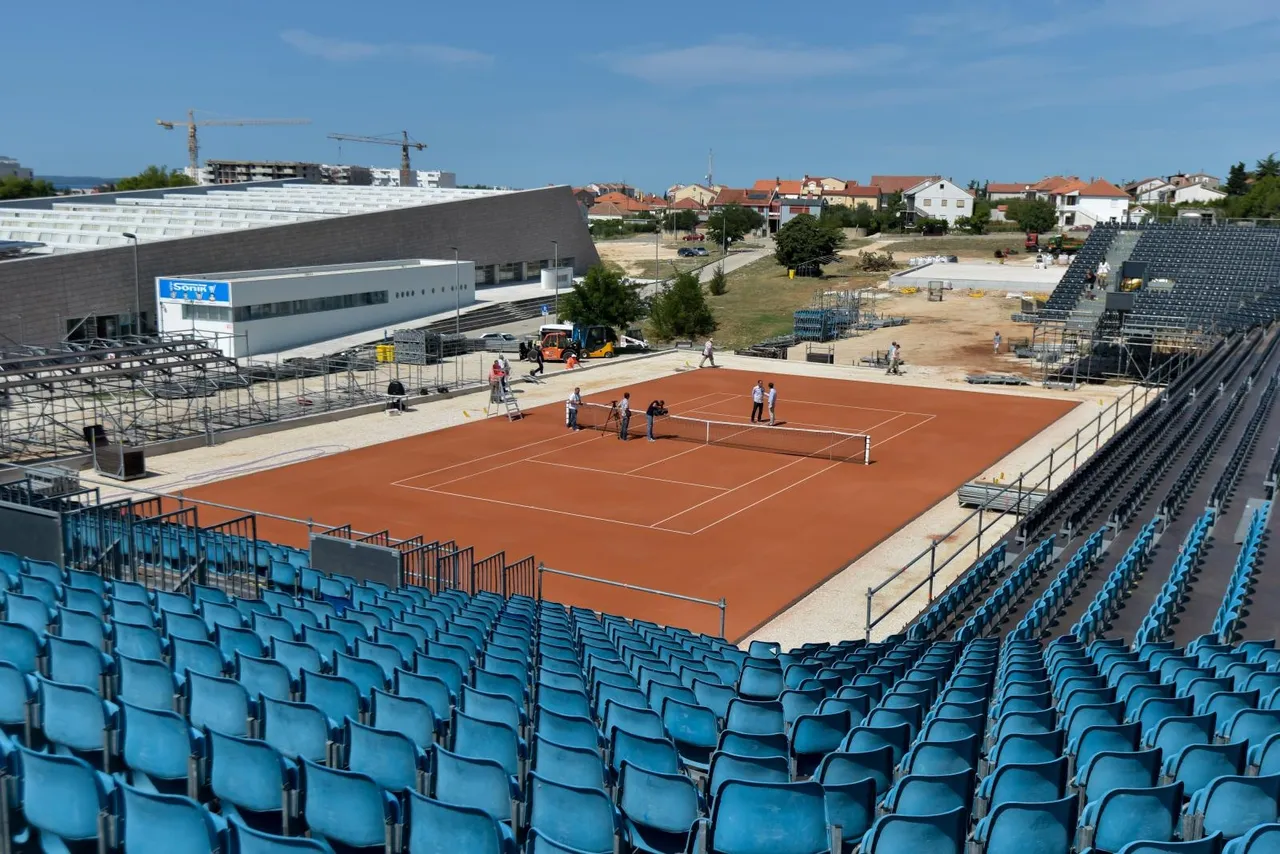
(605, 37), (905, 86)
(280, 30), (492, 66)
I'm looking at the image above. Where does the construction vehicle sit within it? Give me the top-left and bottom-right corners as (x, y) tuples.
(537, 324), (649, 361)
(1026, 232), (1085, 254)
(157, 110), (312, 176)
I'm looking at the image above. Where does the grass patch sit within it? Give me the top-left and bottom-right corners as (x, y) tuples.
(879, 234), (1024, 256)
(703, 256), (886, 348)
(631, 250), (726, 279)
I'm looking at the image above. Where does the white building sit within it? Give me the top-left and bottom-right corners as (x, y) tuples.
(0, 156), (33, 180)
(1048, 179), (1131, 227)
(1173, 183), (1227, 205)
(369, 168), (457, 189)
(156, 258), (475, 358)
(902, 178), (975, 226)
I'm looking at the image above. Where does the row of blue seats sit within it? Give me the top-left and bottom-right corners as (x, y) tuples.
(954, 539), (1056, 644)
(1073, 519), (1160, 643)
(1134, 511), (1216, 647)
(910, 547), (1007, 641)
(1010, 531), (1106, 642)
(1212, 505), (1270, 642)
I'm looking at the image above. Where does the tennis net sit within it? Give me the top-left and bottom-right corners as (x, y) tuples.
(574, 401), (871, 464)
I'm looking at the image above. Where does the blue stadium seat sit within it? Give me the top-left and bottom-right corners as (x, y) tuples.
(405, 791), (513, 854)
(816, 746), (894, 798)
(617, 761), (703, 854)
(117, 652), (179, 712)
(1222, 824), (1280, 854)
(609, 728), (679, 779)
(975, 757), (1068, 819)
(451, 710), (523, 780)
(661, 697), (719, 771)
(299, 759), (400, 853)
(973, 795), (1078, 854)
(261, 696), (333, 765)
(859, 807), (968, 854)
(531, 734), (606, 791)
(1078, 783), (1184, 852)
(118, 783), (225, 854)
(525, 772), (621, 854)
(0, 621), (41, 673)
(14, 746), (114, 853)
(883, 768), (974, 817)
(1186, 775), (1280, 841)
(707, 751), (789, 803)
(431, 744), (518, 831)
(35, 675), (117, 769)
(1076, 749), (1162, 808)
(699, 779), (829, 854)
(119, 701), (200, 796)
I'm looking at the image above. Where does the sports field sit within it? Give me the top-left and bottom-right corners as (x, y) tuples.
(183, 368), (1073, 640)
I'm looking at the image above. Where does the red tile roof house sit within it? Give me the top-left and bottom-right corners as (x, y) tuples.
(709, 188), (774, 233)
(824, 185), (882, 209)
(870, 175), (939, 198)
(1043, 178), (1132, 227)
(985, 182), (1037, 201)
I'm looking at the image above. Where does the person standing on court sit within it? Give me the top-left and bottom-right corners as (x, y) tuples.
(750, 380), (765, 423)
(618, 393), (631, 440)
(767, 382), (778, 426)
(645, 398), (664, 442)
(566, 387), (581, 430)
(530, 344), (545, 378)
(993, 330), (1002, 355)
(700, 338), (716, 368)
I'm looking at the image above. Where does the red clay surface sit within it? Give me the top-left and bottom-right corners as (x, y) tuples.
(183, 369), (1074, 640)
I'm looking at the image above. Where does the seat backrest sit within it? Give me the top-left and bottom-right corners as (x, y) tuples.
(1078, 749), (1162, 806)
(618, 761), (701, 839)
(526, 773), (619, 854)
(889, 768), (973, 817)
(18, 746), (111, 846)
(431, 744), (514, 825)
(261, 696), (330, 765)
(451, 710), (521, 777)
(707, 750), (789, 802)
(299, 760), (392, 850)
(406, 791), (505, 854)
(986, 757), (1068, 811)
(1196, 774), (1280, 840)
(816, 746), (894, 797)
(185, 670), (251, 738)
(979, 795), (1077, 854)
(1090, 783), (1184, 853)
(533, 734), (607, 791)
(120, 784), (221, 854)
(861, 806), (967, 854)
(709, 779), (828, 854)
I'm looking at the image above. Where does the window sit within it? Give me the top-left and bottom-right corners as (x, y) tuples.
(475, 265), (495, 285)
(923, 199), (932, 206)
(528, 259), (549, 278)
(941, 199), (948, 207)
(181, 304), (233, 322)
(498, 262), (521, 283)
(232, 290), (388, 322)
(956, 199), (966, 209)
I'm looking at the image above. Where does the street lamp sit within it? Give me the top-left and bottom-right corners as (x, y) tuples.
(122, 232), (141, 334)
(551, 240), (559, 321)
(450, 246), (461, 334)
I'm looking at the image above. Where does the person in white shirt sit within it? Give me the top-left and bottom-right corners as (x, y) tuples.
(767, 383), (778, 426)
(1097, 260), (1111, 287)
(497, 355), (512, 392)
(993, 331), (1002, 355)
(617, 393), (631, 440)
(700, 338), (716, 368)
(750, 381), (765, 423)
(566, 387), (581, 430)
(886, 342), (902, 376)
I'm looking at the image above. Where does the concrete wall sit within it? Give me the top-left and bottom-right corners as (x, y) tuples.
(0, 185), (598, 344)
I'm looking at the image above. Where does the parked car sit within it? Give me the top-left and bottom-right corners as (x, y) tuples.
(677, 248), (697, 257)
(690, 247), (709, 256)
(682, 233), (706, 241)
(477, 332), (523, 353)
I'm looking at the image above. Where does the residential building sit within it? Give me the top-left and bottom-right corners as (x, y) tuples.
(802, 176), (850, 194)
(870, 175), (939, 209)
(986, 182), (1035, 201)
(667, 184), (718, 206)
(777, 196), (825, 228)
(586, 201), (626, 220)
(0, 156), (33, 180)
(824, 185), (881, 209)
(1170, 172), (1221, 189)
(201, 160), (323, 185)
(1173, 183), (1227, 205)
(587, 182), (638, 199)
(369, 168), (457, 189)
(669, 197), (706, 215)
(709, 187), (773, 224)
(902, 178), (975, 226)
(318, 164), (373, 185)
(572, 187), (597, 207)
(753, 178), (808, 198)
(1046, 178), (1130, 227)
(991, 204), (1009, 223)
(1028, 176), (1080, 199)
(1126, 178), (1175, 204)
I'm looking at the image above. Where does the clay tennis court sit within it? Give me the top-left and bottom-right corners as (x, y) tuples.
(184, 368), (1073, 640)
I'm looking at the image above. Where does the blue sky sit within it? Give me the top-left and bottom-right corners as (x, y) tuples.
(5, 0), (1279, 191)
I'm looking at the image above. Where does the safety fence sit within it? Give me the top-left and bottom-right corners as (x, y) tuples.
(537, 563), (727, 639)
(863, 380), (1160, 640)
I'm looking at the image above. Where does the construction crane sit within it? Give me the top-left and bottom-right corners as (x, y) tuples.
(327, 131), (426, 172)
(156, 109), (312, 175)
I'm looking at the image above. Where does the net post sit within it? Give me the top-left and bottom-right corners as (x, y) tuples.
(864, 435), (871, 465)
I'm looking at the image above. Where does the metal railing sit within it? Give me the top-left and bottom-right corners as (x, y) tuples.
(863, 381), (1160, 640)
(537, 563), (727, 639)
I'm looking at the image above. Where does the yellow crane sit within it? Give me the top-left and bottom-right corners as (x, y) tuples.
(327, 131), (426, 172)
(156, 109), (312, 175)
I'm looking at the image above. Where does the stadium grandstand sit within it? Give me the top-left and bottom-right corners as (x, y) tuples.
(0, 180), (597, 344)
(1034, 221), (1280, 384)
(6, 223), (1280, 853)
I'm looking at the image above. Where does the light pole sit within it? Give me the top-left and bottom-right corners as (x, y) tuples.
(121, 232), (143, 335)
(450, 246), (461, 334)
(551, 240), (559, 321)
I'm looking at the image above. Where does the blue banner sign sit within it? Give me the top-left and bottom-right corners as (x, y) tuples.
(157, 278), (230, 304)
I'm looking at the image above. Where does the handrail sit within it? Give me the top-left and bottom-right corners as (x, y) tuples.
(864, 380), (1159, 639)
(537, 563), (727, 639)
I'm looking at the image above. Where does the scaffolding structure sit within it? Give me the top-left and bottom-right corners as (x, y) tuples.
(0, 331), (497, 463)
(1029, 313), (1209, 388)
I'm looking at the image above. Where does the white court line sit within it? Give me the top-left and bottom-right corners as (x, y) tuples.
(858, 412), (907, 434)
(527, 459), (727, 491)
(871, 414), (937, 448)
(686, 458), (845, 535)
(395, 483), (693, 535)
(783, 397), (938, 418)
(390, 389), (730, 487)
(650, 454), (809, 527)
(626, 441), (711, 474)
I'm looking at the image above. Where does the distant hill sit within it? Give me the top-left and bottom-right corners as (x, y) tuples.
(38, 175), (116, 190)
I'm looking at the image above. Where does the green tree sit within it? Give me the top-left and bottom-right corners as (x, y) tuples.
(707, 266), (727, 296)
(558, 264), (643, 329)
(955, 200), (991, 234)
(873, 192), (904, 233)
(0, 176), (58, 200)
(915, 216), (949, 235)
(705, 203), (764, 246)
(819, 205), (857, 229)
(113, 165), (195, 192)
(648, 271), (716, 340)
(1255, 154), (1280, 179)
(661, 209), (699, 232)
(1225, 162), (1250, 196)
(1005, 197), (1058, 233)
(1223, 175), (1280, 219)
(773, 213), (844, 271)
(850, 202), (876, 230)
(589, 219), (625, 238)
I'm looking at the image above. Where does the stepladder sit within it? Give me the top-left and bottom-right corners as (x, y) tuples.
(488, 381), (522, 420)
